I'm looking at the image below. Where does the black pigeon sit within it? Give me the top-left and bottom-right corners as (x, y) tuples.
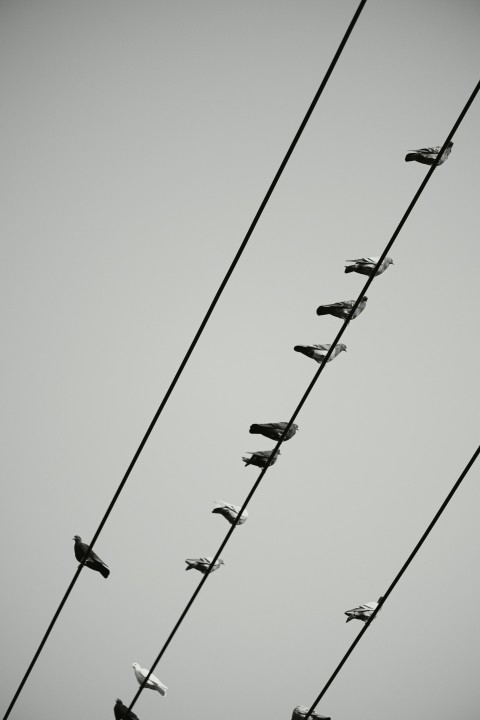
(316, 297), (367, 320)
(249, 422), (298, 441)
(242, 449), (280, 468)
(405, 141), (453, 165)
(73, 535), (110, 578)
(114, 699), (140, 720)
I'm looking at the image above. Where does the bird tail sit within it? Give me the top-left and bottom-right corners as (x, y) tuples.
(185, 565), (193, 571)
(249, 424), (262, 434)
(344, 265), (356, 273)
(316, 306), (329, 315)
(156, 686), (167, 696)
(99, 565), (110, 579)
(242, 456), (251, 466)
(345, 615), (353, 623)
(404, 153), (416, 162)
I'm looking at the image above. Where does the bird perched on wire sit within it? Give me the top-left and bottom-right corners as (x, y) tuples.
(242, 449), (280, 468)
(405, 141), (453, 165)
(132, 663), (167, 696)
(345, 597), (383, 623)
(73, 535), (110, 578)
(185, 556), (225, 573)
(294, 343), (346, 364)
(114, 699), (140, 720)
(316, 297), (367, 320)
(249, 422), (298, 441)
(344, 256), (393, 277)
(212, 501), (248, 525)
(292, 705), (331, 720)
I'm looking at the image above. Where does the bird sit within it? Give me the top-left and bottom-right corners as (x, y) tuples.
(344, 256), (393, 276)
(185, 556), (225, 573)
(73, 535), (110, 578)
(114, 699), (140, 720)
(242, 449), (280, 468)
(345, 596), (383, 623)
(405, 141), (453, 165)
(294, 343), (346, 364)
(249, 422), (298, 441)
(316, 297), (367, 320)
(212, 501), (248, 525)
(292, 705), (331, 720)
(132, 663), (168, 696)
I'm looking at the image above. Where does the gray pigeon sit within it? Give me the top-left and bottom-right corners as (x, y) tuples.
(292, 705), (331, 720)
(242, 449), (280, 468)
(185, 556), (225, 573)
(294, 343), (346, 364)
(132, 663), (167, 696)
(249, 422), (298, 441)
(212, 501), (248, 525)
(344, 256), (393, 276)
(114, 699), (140, 720)
(73, 535), (110, 578)
(405, 141), (453, 165)
(316, 297), (367, 320)
(345, 597), (383, 623)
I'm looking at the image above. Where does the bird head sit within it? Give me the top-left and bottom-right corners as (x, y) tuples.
(219, 559), (225, 565)
(73, 535), (81, 542)
(387, 257), (394, 266)
(339, 344), (347, 352)
(132, 662), (139, 669)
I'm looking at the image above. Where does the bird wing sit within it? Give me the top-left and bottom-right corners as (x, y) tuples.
(414, 145), (441, 154)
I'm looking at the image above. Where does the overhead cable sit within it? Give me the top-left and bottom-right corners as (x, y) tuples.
(127, 75), (480, 717)
(303, 442), (480, 720)
(1, 4), (368, 718)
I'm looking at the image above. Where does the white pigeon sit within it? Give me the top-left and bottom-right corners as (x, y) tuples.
(345, 596), (383, 623)
(132, 663), (168, 696)
(294, 343), (346, 364)
(212, 501), (248, 525)
(185, 556), (225, 573)
(292, 705), (331, 720)
(344, 256), (393, 276)
(405, 141), (453, 165)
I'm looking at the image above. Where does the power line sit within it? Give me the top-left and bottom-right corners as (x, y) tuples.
(127, 77), (480, 716)
(304, 442), (480, 720)
(1, 4), (368, 718)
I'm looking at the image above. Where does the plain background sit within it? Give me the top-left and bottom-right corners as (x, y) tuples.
(1, 1), (480, 719)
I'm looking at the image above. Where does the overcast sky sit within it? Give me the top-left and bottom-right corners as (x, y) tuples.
(1, 1), (480, 719)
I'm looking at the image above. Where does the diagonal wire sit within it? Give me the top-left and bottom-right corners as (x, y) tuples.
(128, 76), (480, 716)
(1, 3), (369, 718)
(304, 442), (480, 720)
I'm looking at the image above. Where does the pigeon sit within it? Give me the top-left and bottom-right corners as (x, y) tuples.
(294, 343), (346, 364)
(345, 597), (383, 623)
(212, 501), (248, 525)
(316, 297), (367, 320)
(73, 535), (110, 578)
(405, 141), (453, 165)
(242, 449), (280, 468)
(114, 699), (140, 720)
(292, 705), (331, 720)
(344, 256), (393, 276)
(185, 556), (225, 573)
(132, 663), (168, 696)
(249, 422), (298, 441)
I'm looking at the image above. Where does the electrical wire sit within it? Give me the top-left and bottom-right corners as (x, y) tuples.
(1, 4), (368, 718)
(303, 442), (480, 720)
(127, 76), (480, 716)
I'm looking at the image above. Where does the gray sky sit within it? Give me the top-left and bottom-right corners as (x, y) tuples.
(1, 1), (480, 719)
